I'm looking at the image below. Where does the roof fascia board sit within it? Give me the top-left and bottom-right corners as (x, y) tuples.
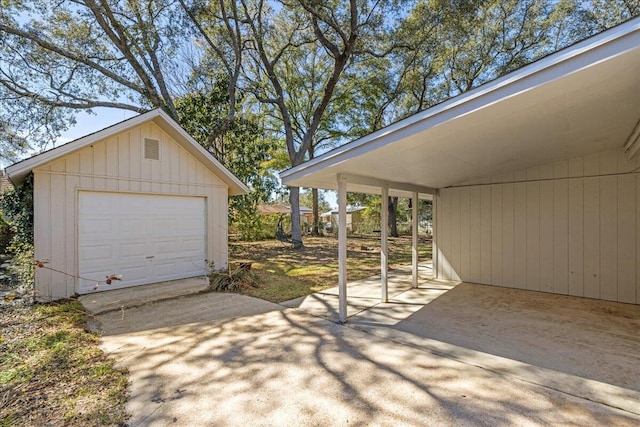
(281, 17), (640, 185)
(338, 173), (437, 195)
(5, 108), (248, 195)
(6, 109), (163, 185)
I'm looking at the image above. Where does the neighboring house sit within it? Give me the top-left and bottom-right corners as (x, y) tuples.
(299, 206), (314, 225)
(320, 207), (365, 233)
(281, 18), (640, 321)
(257, 204), (314, 233)
(257, 204), (291, 216)
(5, 109), (247, 301)
(0, 172), (11, 194)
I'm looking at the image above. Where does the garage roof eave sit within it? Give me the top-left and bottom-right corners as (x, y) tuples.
(280, 16), (640, 191)
(4, 109), (249, 196)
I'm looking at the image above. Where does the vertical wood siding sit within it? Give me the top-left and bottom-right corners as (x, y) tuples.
(33, 122), (229, 300)
(436, 149), (639, 305)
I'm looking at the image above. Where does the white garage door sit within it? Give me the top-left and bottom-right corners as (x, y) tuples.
(78, 192), (206, 294)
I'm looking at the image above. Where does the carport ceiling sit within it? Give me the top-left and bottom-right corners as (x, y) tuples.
(281, 19), (640, 193)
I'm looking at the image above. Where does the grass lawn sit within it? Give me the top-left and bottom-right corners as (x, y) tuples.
(0, 300), (128, 426)
(230, 235), (432, 303)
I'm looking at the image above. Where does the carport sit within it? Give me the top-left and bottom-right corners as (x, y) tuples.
(280, 17), (640, 323)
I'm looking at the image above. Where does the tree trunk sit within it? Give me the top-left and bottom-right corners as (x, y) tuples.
(289, 186), (303, 247)
(388, 196), (399, 237)
(312, 188), (321, 236)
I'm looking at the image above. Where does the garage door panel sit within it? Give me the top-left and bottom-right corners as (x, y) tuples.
(118, 264), (150, 282)
(182, 238), (205, 252)
(180, 219), (205, 233)
(124, 196), (151, 210)
(153, 219), (178, 234)
(119, 218), (148, 233)
(152, 239), (180, 255)
(119, 241), (148, 258)
(181, 259), (206, 276)
(153, 261), (179, 280)
(80, 193), (111, 213)
(80, 244), (113, 262)
(80, 218), (113, 234)
(78, 192), (207, 294)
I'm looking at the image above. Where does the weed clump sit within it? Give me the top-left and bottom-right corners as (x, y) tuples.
(208, 263), (258, 292)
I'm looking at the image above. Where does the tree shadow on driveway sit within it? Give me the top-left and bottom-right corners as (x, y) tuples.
(93, 292), (639, 426)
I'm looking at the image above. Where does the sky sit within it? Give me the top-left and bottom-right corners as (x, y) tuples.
(57, 107), (137, 144)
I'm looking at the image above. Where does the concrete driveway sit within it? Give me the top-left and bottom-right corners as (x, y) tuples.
(82, 281), (640, 426)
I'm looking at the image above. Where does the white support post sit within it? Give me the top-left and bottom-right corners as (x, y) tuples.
(432, 194), (438, 279)
(381, 185), (389, 302)
(338, 175), (348, 323)
(412, 191), (419, 288)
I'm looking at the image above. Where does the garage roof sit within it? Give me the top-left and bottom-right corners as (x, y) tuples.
(281, 17), (640, 195)
(5, 109), (249, 196)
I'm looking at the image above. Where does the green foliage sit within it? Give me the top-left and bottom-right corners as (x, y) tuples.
(580, 0), (640, 31)
(0, 174), (33, 246)
(340, 0), (639, 132)
(2, 241), (34, 289)
(0, 174), (34, 288)
(175, 77), (279, 240)
(0, 214), (12, 254)
(230, 214), (284, 242)
(233, 210), (269, 242)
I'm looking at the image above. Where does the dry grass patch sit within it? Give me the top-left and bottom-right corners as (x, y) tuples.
(0, 300), (128, 426)
(230, 235), (431, 303)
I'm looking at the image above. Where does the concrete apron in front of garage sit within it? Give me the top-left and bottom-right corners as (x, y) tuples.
(284, 266), (640, 416)
(79, 276), (210, 315)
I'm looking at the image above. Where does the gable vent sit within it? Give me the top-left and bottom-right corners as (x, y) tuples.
(144, 138), (160, 160)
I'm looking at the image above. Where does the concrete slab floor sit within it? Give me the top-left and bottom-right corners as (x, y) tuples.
(93, 294), (639, 426)
(81, 265), (640, 425)
(349, 283), (640, 391)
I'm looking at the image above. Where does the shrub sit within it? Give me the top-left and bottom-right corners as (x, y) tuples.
(230, 213), (286, 241)
(0, 214), (12, 254)
(0, 173), (34, 290)
(3, 241), (34, 289)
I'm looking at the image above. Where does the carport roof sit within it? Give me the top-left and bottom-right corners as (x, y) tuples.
(280, 17), (640, 195)
(5, 109), (249, 196)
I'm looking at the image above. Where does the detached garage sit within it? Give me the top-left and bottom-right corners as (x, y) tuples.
(5, 109), (247, 301)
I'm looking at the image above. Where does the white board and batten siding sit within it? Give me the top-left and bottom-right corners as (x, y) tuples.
(33, 121), (229, 300)
(435, 148), (640, 305)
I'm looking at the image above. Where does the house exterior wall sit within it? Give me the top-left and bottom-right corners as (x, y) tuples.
(33, 121), (229, 300)
(435, 148), (639, 305)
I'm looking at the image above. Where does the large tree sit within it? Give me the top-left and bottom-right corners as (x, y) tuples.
(2, 0), (637, 241)
(235, 0), (396, 244)
(0, 0), (189, 158)
(335, 0), (638, 234)
(174, 77), (277, 236)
